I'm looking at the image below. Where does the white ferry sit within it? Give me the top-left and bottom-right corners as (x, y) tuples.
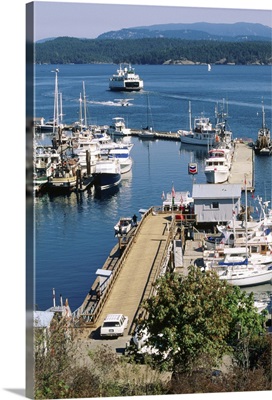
(109, 63), (144, 91)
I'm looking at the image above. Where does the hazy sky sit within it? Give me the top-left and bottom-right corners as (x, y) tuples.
(31, 0), (272, 41)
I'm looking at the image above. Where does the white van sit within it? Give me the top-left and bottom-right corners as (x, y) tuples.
(100, 314), (129, 338)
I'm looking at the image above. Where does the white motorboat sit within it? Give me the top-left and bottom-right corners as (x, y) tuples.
(92, 158), (121, 190)
(107, 117), (131, 136)
(204, 147), (233, 184)
(114, 217), (134, 235)
(108, 146), (133, 174)
(76, 141), (101, 174)
(109, 63), (144, 92)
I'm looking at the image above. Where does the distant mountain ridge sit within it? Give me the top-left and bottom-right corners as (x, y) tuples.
(97, 22), (272, 42)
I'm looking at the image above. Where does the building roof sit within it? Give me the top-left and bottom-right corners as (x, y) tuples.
(192, 184), (241, 199)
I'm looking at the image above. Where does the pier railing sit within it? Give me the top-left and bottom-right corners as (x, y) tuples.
(72, 207), (192, 329)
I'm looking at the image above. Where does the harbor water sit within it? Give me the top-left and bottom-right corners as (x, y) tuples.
(34, 64), (272, 312)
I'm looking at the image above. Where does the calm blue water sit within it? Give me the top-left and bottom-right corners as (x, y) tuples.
(34, 64), (272, 311)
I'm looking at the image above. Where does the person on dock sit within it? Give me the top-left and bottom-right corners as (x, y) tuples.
(132, 214), (138, 226)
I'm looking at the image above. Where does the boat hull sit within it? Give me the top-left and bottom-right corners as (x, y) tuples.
(180, 134), (215, 146)
(254, 147), (272, 156)
(109, 80), (144, 91)
(120, 158), (133, 174)
(93, 172), (121, 190)
(219, 266), (272, 287)
(205, 169), (229, 184)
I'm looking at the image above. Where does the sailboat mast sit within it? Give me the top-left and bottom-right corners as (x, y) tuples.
(59, 92), (63, 123)
(52, 68), (59, 134)
(82, 81), (87, 127)
(79, 92), (82, 127)
(262, 101), (266, 129)
(189, 101), (192, 131)
(245, 174), (248, 259)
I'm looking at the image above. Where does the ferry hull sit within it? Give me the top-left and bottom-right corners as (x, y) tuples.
(109, 81), (143, 91)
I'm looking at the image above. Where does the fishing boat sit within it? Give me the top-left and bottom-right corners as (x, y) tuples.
(254, 101), (272, 156)
(109, 63), (144, 92)
(107, 117), (131, 136)
(178, 101), (217, 146)
(34, 145), (61, 193)
(45, 158), (80, 193)
(92, 158), (121, 190)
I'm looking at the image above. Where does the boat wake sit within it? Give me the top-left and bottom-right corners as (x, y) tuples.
(88, 100), (133, 107)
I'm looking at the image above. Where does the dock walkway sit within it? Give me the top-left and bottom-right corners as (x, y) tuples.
(77, 210), (174, 335)
(96, 211), (172, 334)
(228, 141), (254, 191)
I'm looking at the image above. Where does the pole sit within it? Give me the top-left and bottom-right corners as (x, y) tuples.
(52, 288), (56, 308)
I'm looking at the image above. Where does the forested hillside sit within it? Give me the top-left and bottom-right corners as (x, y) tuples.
(34, 37), (272, 65)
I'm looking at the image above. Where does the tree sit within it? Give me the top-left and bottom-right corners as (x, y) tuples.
(138, 266), (267, 375)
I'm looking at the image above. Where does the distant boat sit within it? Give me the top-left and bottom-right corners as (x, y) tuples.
(114, 98), (134, 106)
(109, 63), (144, 92)
(107, 117), (131, 136)
(208, 64), (212, 71)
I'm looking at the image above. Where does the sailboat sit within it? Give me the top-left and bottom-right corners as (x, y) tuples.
(217, 177), (272, 286)
(35, 69), (65, 134)
(207, 64), (212, 72)
(138, 94), (157, 139)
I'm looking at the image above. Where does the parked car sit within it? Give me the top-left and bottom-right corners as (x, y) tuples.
(100, 313), (129, 338)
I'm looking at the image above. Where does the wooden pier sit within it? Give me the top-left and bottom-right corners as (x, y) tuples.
(74, 208), (176, 334)
(228, 141), (254, 191)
